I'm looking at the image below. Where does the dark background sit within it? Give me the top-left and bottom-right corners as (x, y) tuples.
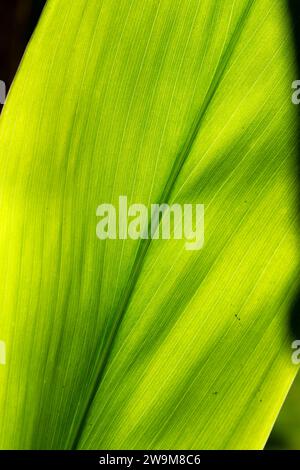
(0, 0), (46, 110)
(0, 0), (298, 451)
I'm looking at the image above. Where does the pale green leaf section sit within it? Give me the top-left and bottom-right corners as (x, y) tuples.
(0, 0), (298, 450)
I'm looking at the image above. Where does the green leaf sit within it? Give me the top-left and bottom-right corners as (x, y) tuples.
(0, 0), (298, 450)
(267, 373), (300, 449)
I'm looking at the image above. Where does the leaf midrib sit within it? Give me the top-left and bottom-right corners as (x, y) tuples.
(71, 0), (255, 450)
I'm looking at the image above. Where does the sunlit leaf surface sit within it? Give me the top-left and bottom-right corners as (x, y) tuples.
(0, 0), (298, 449)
